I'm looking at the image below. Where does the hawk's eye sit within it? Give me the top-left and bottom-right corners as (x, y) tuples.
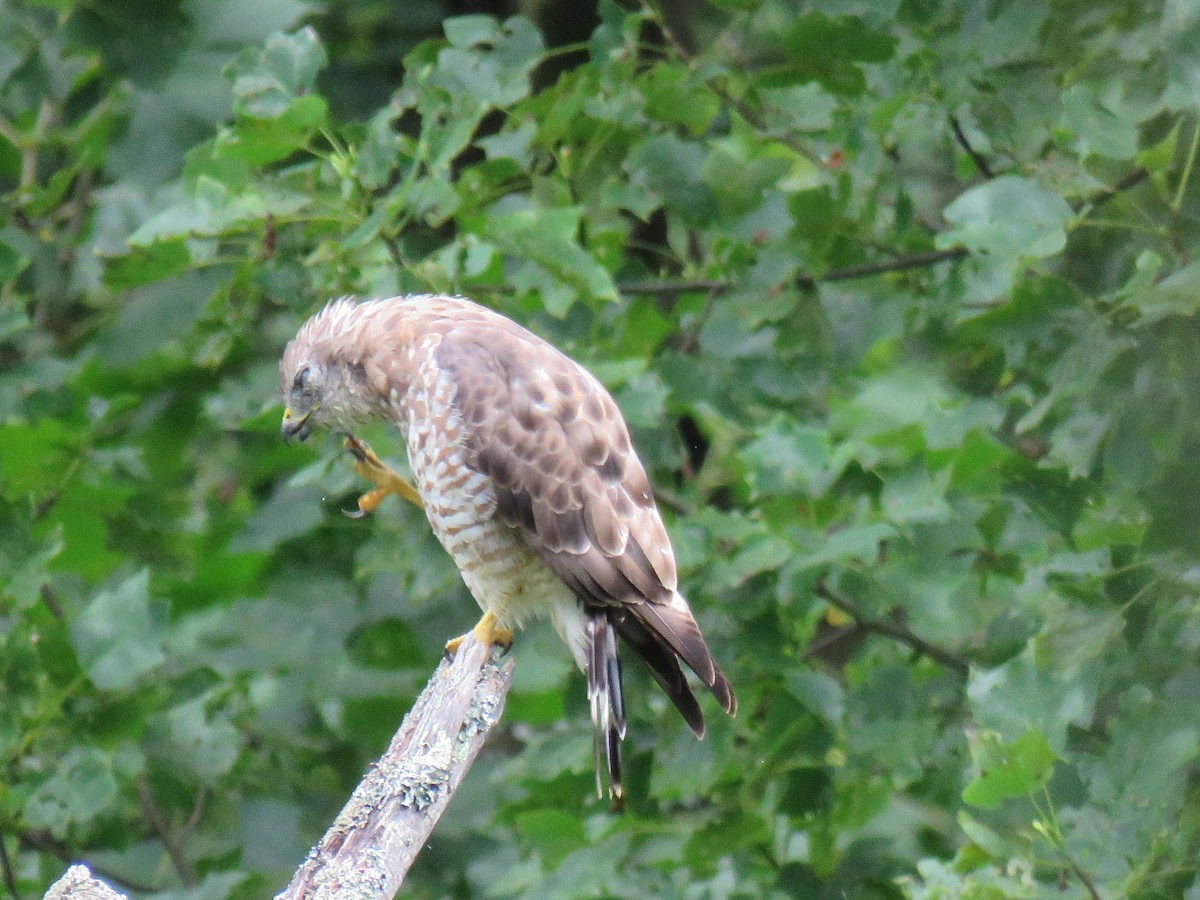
(292, 367), (310, 393)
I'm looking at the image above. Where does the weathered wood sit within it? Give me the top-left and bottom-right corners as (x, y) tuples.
(41, 634), (511, 899)
(276, 634), (514, 899)
(43, 865), (128, 900)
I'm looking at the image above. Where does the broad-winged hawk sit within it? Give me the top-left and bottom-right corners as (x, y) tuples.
(280, 295), (736, 800)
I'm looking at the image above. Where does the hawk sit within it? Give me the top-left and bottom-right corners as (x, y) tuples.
(279, 295), (736, 801)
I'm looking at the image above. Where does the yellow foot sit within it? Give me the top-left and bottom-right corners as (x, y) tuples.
(444, 610), (515, 658)
(343, 435), (423, 517)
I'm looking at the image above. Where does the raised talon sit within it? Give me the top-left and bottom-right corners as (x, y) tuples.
(444, 610), (515, 659)
(344, 434), (371, 464)
(342, 436), (423, 513)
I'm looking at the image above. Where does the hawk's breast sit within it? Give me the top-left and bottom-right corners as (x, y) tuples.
(401, 331), (573, 626)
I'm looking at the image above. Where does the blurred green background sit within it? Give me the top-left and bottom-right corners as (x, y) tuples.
(3, 0), (1199, 896)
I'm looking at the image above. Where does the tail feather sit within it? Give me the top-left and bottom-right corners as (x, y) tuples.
(585, 611), (625, 803)
(612, 613), (706, 737)
(631, 596), (738, 717)
(582, 593), (736, 806)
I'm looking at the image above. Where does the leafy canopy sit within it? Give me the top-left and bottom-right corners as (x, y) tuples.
(2, 0), (1200, 897)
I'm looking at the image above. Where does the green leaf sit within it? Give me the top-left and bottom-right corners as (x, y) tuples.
(967, 644), (1095, 752)
(0, 238), (29, 281)
(881, 465), (952, 525)
(937, 175), (1074, 263)
(793, 522), (897, 570)
(962, 729), (1057, 809)
(1060, 84), (1139, 160)
(346, 618), (423, 670)
(101, 239), (192, 289)
(640, 63), (720, 135)
(443, 15), (503, 48)
(740, 415), (849, 499)
(70, 569), (166, 690)
(3, 525), (63, 610)
(95, 268), (225, 367)
(157, 697), (243, 782)
(777, 13), (897, 95)
(0, 419), (79, 499)
(515, 809), (586, 869)
(229, 482), (326, 553)
(1129, 259), (1200, 325)
(226, 27), (328, 119)
(483, 207), (618, 312)
(23, 748), (119, 836)
(627, 134), (719, 225)
(434, 16), (543, 107)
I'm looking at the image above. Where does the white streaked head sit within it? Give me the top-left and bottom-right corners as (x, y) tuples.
(279, 297), (391, 442)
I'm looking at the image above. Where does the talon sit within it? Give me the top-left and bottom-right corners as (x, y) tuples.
(354, 485), (392, 516)
(444, 611), (514, 659)
(343, 435), (370, 463)
(444, 634), (465, 659)
(341, 436), (424, 511)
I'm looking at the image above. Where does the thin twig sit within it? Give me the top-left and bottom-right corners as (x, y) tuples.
(618, 248), (970, 298)
(17, 832), (156, 895)
(1069, 858), (1104, 900)
(620, 163), (1151, 300)
(1081, 166), (1149, 212)
(618, 278), (727, 296)
(948, 115), (995, 179)
(803, 248), (970, 286)
(1172, 119), (1200, 212)
(653, 485), (696, 516)
(0, 831), (21, 900)
(813, 580), (969, 675)
(639, 0), (824, 168)
(136, 779), (198, 889)
(183, 787), (209, 836)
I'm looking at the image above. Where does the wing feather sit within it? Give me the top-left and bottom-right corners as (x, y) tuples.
(433, 314), (735, 726)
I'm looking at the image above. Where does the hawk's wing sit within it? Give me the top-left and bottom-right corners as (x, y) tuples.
(433, 321), (735, 733)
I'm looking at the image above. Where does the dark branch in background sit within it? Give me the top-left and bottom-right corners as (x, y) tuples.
(813, 580), (970, 676)
(1077, 166), (1149, 212)
(801, 248), (971, 287)
(619, 164), (1151, 300)
(639, 0), (824, 168)
(653, 485), (696, 517)
(1, 832), (21, 900)
(19, 830), (156, 895)
(618, 248), (970, 298)
(1069, 857), (1103, 900)
(949, 115), (995, 179)
(136, 778), (198, 889)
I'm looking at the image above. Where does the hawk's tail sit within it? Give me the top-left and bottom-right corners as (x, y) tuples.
(623, 596), (737, 728)
(585, 610), (626, 806)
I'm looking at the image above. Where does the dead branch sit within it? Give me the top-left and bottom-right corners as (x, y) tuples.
(42, 634), (513, 900)
(277, 634), (514, 899)
(42, 866), (127, 900)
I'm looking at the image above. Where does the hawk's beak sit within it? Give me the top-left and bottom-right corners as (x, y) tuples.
(281, 406), (313, 443)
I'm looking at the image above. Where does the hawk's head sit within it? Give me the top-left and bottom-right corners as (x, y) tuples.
(280, 298), (381, 443)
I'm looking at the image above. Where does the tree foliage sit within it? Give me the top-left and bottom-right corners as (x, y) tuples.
(3, 0), (1200, 897)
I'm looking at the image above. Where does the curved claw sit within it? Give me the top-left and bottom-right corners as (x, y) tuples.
(343, 506), (367, 519)
(343, 434), (370, 463)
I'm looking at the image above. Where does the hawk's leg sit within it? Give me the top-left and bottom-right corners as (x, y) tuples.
(444, 609), (515, 658)
(343, 436), (423, 517)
